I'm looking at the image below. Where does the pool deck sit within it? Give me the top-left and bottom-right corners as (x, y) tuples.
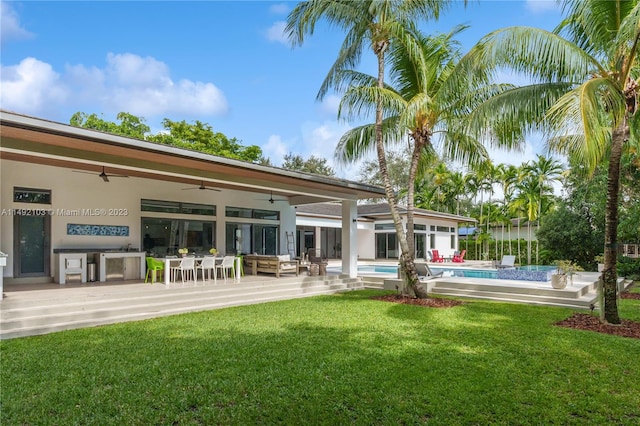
(350, 260), (631, 311)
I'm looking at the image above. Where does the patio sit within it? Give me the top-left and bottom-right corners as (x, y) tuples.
(0, 271), (358, 340)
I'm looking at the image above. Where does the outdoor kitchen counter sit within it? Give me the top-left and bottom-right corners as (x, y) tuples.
(53, 250), (145, 282)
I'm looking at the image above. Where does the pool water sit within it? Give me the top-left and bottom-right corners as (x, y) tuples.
(358, 265), (498, 279)
(518, 265), (557, 271)
(357, 264), (557, 281)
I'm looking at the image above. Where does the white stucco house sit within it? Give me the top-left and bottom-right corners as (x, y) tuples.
(295, 203), (475, 261)
(0, 111), (386, 287)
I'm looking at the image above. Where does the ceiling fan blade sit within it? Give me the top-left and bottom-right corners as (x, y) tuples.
(182, 181), (221, 192)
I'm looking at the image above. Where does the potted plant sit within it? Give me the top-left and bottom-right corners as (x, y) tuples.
(209, 248), (218, 255)
(595, 254), (605, 272)
(178, 248), (189, 257)
(552, 260), (583, 289)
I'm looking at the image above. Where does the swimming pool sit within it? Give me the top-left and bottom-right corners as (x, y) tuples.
(357, 264), (556, 281)
(357, 265), (498, 279)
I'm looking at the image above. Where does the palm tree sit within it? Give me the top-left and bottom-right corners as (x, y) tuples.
(464, 0), (640, 324)
(512, 172), (541, 265)
(334, 27), (494, 295)
(496, 164), (519, 255)
(529, 155), (564, 262)
(287, 0), (461, 297)
(447, 170), (468, 216)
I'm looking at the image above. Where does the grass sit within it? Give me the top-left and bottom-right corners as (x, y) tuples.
(2, 290), (639, 425)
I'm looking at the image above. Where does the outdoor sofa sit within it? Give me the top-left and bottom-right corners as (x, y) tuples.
(244, 254), (299, 278)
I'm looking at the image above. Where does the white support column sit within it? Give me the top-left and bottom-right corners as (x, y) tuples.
(341, 200), (358, 278)
(314, 226), (322, 253)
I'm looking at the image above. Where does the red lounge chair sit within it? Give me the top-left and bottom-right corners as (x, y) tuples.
(452, 250), (466, 263)
(431, 249), (445, 263)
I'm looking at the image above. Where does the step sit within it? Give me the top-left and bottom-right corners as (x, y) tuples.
(431, 287), (598, 310)
(431, 278), (595, 299)
(1, 276), (362, 340)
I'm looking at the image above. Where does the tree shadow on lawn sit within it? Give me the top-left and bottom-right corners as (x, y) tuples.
(3, 296), (640, 425)
(368, 289), (640, 340)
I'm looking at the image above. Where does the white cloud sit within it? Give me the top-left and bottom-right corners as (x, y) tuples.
(525, 0), (560, 14)
(0, 57), (68, 113)
(269, 3), (290, 15)
(0, 1), (34, 44)
(262, 134), (291, 166)
(299, 120), (362, 178)
(266, 21), (288, 45)
(1, 53), (228, 118)
(319, 94), (341, 117)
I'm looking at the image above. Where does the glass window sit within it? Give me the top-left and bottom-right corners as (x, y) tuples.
(225, 222), (279, 255)
(415, 234), (426, 258)
(375, 223), (396, 230)
(181, 202), (216, 216)
(142, 218), (215, 256)
(141, 199), (215, 216)
(430, 225), (435, 231)
(451, 235), (456, 249)
(226, 207), (279, 220)
(14, 187), (51, 204)
(226, 207), (253, 218)
(253, 209), (279, 220)
(414, 224), (426, 231)
(376, 233), (387, 259)
(450, 227), (456, 233)
(436, 226), (450, 232)
(320, 227), (342, 258)
(375, 233), (398, 259)
(430, 234), (436, 249)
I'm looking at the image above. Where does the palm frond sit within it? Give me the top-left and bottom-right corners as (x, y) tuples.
(334, 116), (403, 164)
(558, 0), (639, 57)
(338, 86), (406, 122)
(545, 77), (625, 172)
(468, 26), (603, 84)
(466, 83), (574, 147)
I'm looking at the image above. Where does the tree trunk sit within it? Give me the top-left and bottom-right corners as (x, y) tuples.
(372, 46), (426, 299)
(601, 121), (626, 324)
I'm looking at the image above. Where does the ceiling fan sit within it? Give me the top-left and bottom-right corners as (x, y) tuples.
(182, 181), (221, 192)
(73, 166), (129, 182)
(257, 191), (288, 204)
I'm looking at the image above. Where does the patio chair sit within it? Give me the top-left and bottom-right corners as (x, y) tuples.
(171, 256), (196, 285)
(452, 250), (466, 263)
(431, 249), (445, 263)
(145, 256), (164, 284)
(197, 256), (217, 283)
(415, 262), (443, 281)
(216, 255), (236, 282)
(495, 255), (516, 269)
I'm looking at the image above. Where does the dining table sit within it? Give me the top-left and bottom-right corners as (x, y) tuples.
(157, 255), (242, 285)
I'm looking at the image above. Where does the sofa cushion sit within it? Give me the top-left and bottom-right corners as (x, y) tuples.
(277, 254), (290, 261)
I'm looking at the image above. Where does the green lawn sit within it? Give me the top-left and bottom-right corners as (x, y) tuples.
(2, 290), (639, 425)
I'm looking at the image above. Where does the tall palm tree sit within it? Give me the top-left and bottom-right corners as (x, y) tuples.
(334, 27), (493, 295)
(497, 164), (519, 255)
(529, 155), (564, 262)
(464, 0), (640, 324)
(287, 0), (460, 297)
(447, 170), (468, 216)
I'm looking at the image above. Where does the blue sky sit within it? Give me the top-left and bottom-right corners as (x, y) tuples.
(1, 1), (563, 178)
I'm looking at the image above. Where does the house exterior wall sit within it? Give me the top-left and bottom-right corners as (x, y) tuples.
(1, 160), (297, 280)
(357, 222), (375, 260)
(296, 212), (465, 261)
(488, 226), (539, 241)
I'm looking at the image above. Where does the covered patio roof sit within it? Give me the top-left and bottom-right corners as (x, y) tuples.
(0, 110), (385, 205)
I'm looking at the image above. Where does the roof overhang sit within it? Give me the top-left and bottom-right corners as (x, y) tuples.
(0, 111), (386, 205)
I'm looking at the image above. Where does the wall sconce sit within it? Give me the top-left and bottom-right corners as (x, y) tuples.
(352, 218), (357, 223)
